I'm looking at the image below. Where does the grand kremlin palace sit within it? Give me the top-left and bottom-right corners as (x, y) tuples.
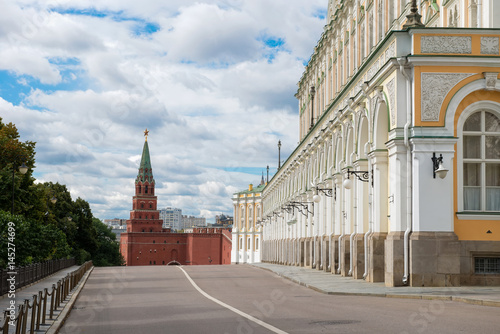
(259, 0), (500, 287)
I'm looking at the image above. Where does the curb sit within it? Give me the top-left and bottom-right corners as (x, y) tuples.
(46, 266), (94, 334)
(253, 265), (500, 308)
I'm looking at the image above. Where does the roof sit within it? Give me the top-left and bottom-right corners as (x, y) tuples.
(235, 183), (266, 195)
(136, 140), (155, 184)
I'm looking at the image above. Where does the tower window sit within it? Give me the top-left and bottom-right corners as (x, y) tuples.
(145, 185), (148, 193)
(138, 185), (141, 193)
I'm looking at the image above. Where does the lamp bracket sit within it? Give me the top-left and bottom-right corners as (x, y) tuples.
(431, 152), (443, 179)
(346, 169), (369, 183)
(317, 188), (333, 197)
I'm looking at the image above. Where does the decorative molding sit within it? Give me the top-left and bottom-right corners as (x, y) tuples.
(421, 73), (474, 122)
(387, 78), (396, 127)
(421, 36), (472, 54)
(483, 72), (499, 90)
(481, 37), (499, 55)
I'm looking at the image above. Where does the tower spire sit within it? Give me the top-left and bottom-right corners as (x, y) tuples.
(136, 131), (154, 185)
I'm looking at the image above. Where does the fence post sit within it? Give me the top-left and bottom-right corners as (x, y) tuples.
(30, 294), (37, 334)
(36, 291), (42, 331)
(50, 284), (56, 319)
(15, 304), (23, 334)
(2, 310), (9, 334)
(21, 300), (28, 334)
(42, 288), (48, 324)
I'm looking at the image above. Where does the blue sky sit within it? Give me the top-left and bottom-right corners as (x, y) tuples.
(0, 0), (327, 222)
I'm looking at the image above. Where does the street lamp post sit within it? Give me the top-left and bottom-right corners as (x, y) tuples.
(278, 140), (282, 170)
(11, 161), (28, 215)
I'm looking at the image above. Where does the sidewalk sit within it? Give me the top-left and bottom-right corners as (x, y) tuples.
(252, 263), (500, 307)
(0, 265), (80, 333)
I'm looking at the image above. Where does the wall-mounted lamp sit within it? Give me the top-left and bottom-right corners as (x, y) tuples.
(431, 153), (448, 179)
(286, 201), (313, 216)
(312, 187), (333, 203)
(343, 169), (370, 189)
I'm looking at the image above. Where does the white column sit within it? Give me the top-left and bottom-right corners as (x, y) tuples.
(387, 140), (408, 232)
(410, 138), (457, 232)
(369, 151), (389, 233)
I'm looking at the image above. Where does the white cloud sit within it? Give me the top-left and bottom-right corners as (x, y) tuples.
(1, 0), (326, 221)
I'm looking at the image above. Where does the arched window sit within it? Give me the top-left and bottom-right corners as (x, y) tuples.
(462, 110), (500, 211)
(138, 185), (141, 193)
(247, 238), (251, 250)
(145, 185), (148, 194)
(255, 238), (259, 250)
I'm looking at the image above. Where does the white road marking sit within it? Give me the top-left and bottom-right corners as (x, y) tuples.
(177, 266), (289, 334)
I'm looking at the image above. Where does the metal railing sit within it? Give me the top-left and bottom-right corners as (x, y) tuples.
(0, 259), (76, 296)
(0, 261), (92, 334)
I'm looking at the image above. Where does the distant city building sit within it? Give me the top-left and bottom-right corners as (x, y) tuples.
(159, 207), (182, 230)
(104, 218), (127, 227)
(210, 214), (233, 228)
(110, 226), (127, 240)
(181, 215), (206, 229)
(231, 177), (264, 264)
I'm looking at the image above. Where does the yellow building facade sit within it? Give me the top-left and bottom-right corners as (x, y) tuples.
(261, 0), (500, 286)
(231, 183), (264, 263)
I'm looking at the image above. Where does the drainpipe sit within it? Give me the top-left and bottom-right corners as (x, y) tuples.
(398, 57), (413, 286)
(348, 152), (357, 276)
(337, 159), (345, 274)
(329, 134), (336, 272)
(477, 0), (482, 28)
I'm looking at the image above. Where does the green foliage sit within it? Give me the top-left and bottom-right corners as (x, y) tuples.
(92, 219), (125, 266)
(0, 118), (125, 268)
(0, 211), (71, 267)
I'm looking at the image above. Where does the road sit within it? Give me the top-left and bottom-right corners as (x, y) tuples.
(60, 265), (499, 334)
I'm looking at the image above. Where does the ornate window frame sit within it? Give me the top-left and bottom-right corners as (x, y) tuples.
(456, 101), (500, 219)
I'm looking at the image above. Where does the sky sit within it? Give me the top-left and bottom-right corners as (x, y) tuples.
(1, 0), (327, 222)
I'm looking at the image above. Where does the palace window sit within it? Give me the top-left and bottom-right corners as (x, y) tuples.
(462, 110), (500, 211)
(475, 257), (500, 274)
(255, 238), (259, 250)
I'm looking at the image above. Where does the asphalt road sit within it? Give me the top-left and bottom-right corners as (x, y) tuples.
(59, 265), (499, 334)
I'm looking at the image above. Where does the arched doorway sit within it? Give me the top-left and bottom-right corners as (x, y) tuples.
(167, 260), (181, 266)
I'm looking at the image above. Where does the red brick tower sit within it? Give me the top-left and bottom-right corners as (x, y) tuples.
(120, 129), (232, 266)
(126, 129), (163, 233)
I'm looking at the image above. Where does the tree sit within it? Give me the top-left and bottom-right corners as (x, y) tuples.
(0, 118), (37, 216)
(0, 118), (125, 267)
(92, 219), (125, 266)
(0, 211), (71, 267)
